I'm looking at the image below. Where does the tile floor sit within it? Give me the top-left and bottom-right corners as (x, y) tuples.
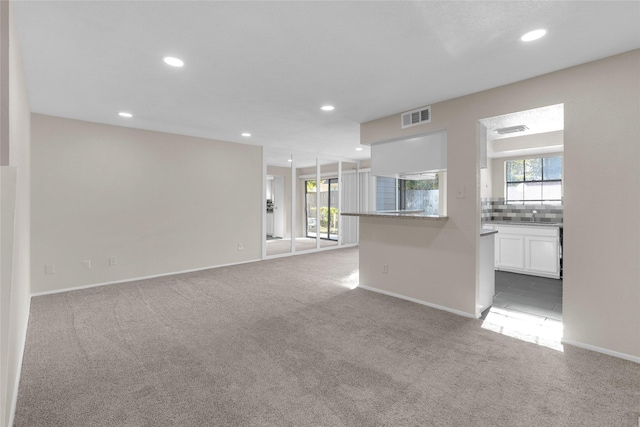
(492, 271), (563, 321)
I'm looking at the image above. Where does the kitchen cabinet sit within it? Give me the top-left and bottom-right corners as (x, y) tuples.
(525, 235), (559, 277)
(496, 233), (525, 270)
(490, 224), (560, 279)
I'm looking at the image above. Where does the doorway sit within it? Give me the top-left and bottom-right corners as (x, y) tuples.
(479, 104), (565, 350)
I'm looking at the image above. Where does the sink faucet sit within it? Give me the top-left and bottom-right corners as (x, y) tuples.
(532, 210), (538, 222)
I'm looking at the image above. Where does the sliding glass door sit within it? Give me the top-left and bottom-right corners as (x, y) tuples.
(325, 179), (339, 240)
(263, 151), (357, 258)
(305, 178), (338, 240)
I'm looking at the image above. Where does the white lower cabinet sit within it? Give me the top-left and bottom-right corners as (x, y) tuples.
(493, 225), (560, 279)
(525, 235), (559, 276)
(496, 234), (525, 270)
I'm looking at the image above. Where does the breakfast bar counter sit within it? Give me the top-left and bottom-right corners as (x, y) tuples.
(342, 211), (449, 221)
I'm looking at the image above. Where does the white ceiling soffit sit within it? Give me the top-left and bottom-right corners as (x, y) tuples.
(480, 104), (565, 141)
(490, 131), (564, 159)
(264, 148), (350, 169)
(13, 2), (640, 161)
(481, 104), (565, 159)
(371, 130), (447, 177)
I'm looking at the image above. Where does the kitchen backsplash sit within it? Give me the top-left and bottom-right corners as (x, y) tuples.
(481, 198), (563, 223)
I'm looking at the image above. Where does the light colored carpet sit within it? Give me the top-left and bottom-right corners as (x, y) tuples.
(14, 247), (640, 426)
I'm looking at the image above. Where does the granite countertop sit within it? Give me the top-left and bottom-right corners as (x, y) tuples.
(485, 220), (563, 228)
(341, 211), (449, 221)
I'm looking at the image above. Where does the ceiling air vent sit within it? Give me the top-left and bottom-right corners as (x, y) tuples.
(401, 106), (431, 129)
(496, 125), (528, 135)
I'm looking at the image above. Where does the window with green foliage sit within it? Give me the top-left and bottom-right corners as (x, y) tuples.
(506, 156), (562, 204)
(305, 179), (339, 240)
(376, 173), (440, 215)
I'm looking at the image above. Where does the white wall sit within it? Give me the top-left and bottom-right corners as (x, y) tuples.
(480, 162), (492, 199)
(0, 1), (31, 425)
(31, 114), (262, 294)
(361, 50), (640, 360)
(359, 217), (474, 316)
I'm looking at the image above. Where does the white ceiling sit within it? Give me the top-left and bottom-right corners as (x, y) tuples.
(13, 1), (640, 162)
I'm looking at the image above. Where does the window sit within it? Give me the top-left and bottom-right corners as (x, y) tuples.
(506, 156), (562, 204)
(376, 173), (440, 215)
(376, 177), (397, 211)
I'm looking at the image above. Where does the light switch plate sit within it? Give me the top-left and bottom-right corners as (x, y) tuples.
(456, 186), (465, 199)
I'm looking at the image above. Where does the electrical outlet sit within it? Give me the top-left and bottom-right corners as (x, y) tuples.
(382, 264), (388, 274)
(109, 256), (117, 266)
(82, 260), (91, 270)
(45, 264), (55, 275)
(238, 243), (244, 251)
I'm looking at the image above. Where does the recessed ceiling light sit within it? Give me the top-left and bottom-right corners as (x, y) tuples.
(287, 159), (293, 163)
(520, 29), (547, 42)
(163, 56), (184, 67)
(118, 112), (133, 118)
(355, 147), (363, 151)
(321, 105), (335, 111)
(241, 133), (251, 137)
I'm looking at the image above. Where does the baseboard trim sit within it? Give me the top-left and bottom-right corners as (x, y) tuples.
(264, 243), (359, 259)
(561, 339), (640, 364)
(31, 258), (262, 297)
(357, 284), (476, 319)
(8, 296), (31, 427)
